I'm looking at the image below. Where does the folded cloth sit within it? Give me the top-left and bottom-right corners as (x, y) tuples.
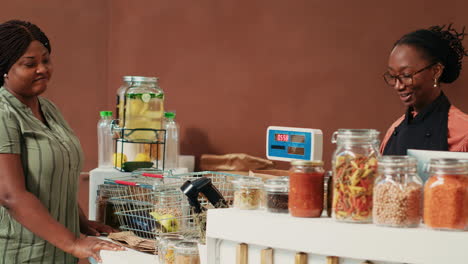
(200, 153), (274, 171)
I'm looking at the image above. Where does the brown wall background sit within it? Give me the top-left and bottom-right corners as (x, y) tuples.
(3, 0), (467, 172)
(108, 0), (468, 170)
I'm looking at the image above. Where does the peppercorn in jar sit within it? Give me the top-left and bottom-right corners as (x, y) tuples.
(264, 178), (289, 213)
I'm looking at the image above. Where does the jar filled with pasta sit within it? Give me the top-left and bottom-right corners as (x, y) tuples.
(373, 156), (423, 227)
(424, 158), (468, 231)
(331, 129), (380, 223)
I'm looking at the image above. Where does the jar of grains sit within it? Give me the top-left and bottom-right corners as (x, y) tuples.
(160, 237), (184, 264)
(424, 158), (468, 231)
(232, 177), (264, 210)
(289, 160), (325, 217)
(174, 241), (200, 264)
(373, 156), (423, 227)
(264, 178), (289, 213)
(331, 129), (380, 223)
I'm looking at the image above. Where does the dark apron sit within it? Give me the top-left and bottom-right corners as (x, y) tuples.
(383, 92), (450, 155)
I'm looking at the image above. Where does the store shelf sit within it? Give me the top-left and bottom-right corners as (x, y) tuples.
(206, 208), (468, 264)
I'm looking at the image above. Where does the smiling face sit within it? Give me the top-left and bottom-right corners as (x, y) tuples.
(387, 44), (443, 112)
(4, 40), (53, 101)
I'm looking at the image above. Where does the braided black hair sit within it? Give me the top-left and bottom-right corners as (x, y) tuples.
(0, 20), (51, 87)
(395, 24), (468, 83)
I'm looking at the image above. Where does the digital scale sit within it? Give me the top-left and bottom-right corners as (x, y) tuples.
(266, 126), (323, 162)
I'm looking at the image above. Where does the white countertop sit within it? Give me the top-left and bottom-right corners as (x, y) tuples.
(206, 208), (468, 264)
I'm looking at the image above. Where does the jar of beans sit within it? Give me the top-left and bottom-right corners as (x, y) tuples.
(424, 158), (468, 231)
(264, 178), (289, 213)
(373, 156), (423, 228)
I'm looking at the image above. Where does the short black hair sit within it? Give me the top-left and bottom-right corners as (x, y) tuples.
(395, 24), (468, 83)
(0, 20), (51, 87)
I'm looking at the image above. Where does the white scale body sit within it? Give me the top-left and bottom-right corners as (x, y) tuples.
(266, 126), (323, 162)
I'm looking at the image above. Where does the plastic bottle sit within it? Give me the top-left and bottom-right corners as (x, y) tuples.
(98, 111), (114, 168)
(163, 112), (179, 170)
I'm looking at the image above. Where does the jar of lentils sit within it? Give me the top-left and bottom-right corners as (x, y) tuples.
(264, 178), (289, 213)
(373, 156), (423, 227)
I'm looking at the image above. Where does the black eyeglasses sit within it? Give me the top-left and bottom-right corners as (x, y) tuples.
(383, 62), (437, 86)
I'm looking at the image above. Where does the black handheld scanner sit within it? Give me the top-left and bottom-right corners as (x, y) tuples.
(180, 177), (228, 214)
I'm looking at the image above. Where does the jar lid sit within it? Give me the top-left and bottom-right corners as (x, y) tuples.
(123, 76), (133, 82)
(332, 129), (380, 143)
(157, 233), (184, 242)
(231, 176), (263, 188)
(132, 76), (159, 83)
(162, 237), (184, 246)
(378, 155), (418, 171)
(427, 158), (468, 174)
(264, 178), (289, 192)
(99, 111), (112, 117)
(290, 160), (323, 166)
(174, 241), (198, 250)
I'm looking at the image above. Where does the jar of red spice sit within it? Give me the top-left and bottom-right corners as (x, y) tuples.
(373, 156), (423, 228)
(289, 160), (325, 217)
(424, 158), (468, 231)
(331, 129), (380, 223)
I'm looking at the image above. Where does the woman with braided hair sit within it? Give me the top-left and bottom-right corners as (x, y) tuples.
(381, 24), (468, 154)
(0, 20), (124, 263)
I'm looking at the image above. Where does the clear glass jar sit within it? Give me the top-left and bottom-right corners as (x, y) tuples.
(174, 241), (200, 264)
(124, 76), (164, 141)
(424, 158), (468, 231)
(232, 177), (263, 210)
(116, 75), (133, 125)
(373, 156), (423, 227)
(331, 129), (380, 223)
(289, 161), (325, 217)
(156, 234), (184, 261)
(159, 237), (184, 264)
(264, 178), (289, 213)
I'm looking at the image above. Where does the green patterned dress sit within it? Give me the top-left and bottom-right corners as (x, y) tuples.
(0, 87), (83, 263)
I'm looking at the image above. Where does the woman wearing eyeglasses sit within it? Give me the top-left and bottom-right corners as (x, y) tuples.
(380, 24), (468, 155)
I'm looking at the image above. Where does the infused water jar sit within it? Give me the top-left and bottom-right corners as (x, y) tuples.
(124, 76), (164, 141)
(264, 178), (289, 213)
(373, 156), (423, 227)
(289, 160), (325, 217)
(116, 75), (133, 125)
(331, 129), (380, 223)
(424, 158), (468, 231)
